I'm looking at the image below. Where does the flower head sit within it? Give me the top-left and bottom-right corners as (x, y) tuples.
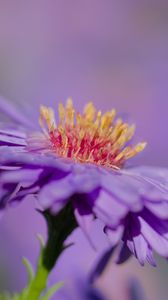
(1, 96), (168, 266)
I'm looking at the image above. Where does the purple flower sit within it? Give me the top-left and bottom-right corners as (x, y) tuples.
(128, 279), (147, 300)
(61, 276), (106, 300)
(0, 96), (168, 266)
(61, 263), (146, 300)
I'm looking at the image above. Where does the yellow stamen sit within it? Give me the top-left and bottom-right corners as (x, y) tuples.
(65, 98), (75, 126)
(39, 106), (55, 132)
(84, 102), (96, 122)
(58, 103), (65, 124)
(125, 142), (147, 159)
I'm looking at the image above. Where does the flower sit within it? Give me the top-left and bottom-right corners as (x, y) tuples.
(62, 276), (106, 300)
(128, 278), (147, 300)
(1, 96), (168, 266)
(60, 259), (146, 300)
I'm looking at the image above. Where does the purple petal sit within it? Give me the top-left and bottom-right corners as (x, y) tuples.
(0, 96), (35, 129)
(74, 203), (94, 247)
(139, 216), (168, 257)
(101, 171), (143, 211)
(105, 225), (124, 246)
(128, 166), (168, 194)
(38, 175), (75, 209)
(0, 133), (27, 146)
(70, 165), (101, 193)
(0, 168), (43, 184)
(145, 200), (168, 219)
(132, 234), (148, 266)
(89, 247), (116, 283)
(129, 278), (147, 300)
(93, 190), (128, 227)
(146, 247), (156, 267)
(0, 126), (27, 138)
(140, 208), (168, 239)
(115, 242), (132, 264)
(0, 147), (72, 173)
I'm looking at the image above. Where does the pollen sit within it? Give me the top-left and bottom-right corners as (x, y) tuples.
(39, 99), (146, 169)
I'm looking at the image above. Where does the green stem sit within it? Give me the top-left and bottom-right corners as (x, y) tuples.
(26, 203), (77, 300)
(25, 265), (49, 300)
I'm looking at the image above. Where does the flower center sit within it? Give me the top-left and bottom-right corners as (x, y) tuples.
(39, 99), (146, 169)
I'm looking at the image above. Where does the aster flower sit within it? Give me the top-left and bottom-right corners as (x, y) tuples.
(61, 260), (146, 300)
(128, 279), (147, 300)
(1, 96), (168, 268)
(62, 275), (106, 300)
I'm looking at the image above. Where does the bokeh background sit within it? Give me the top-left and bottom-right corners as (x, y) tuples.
(0, 1), (168, 299)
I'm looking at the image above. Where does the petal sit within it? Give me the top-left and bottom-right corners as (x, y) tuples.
(132, 234), (148, 266)
(139, 216), (168, 257)
(0, 133), (27, 146)
(93, 190), (128, 227)
(115, 242), (132, 264)
(129, 279), (147, 300)
(0, 96), (34, 129)
(73, 201), (94, 248)
(101, 166), (168, 219)
(90, 247), (116, 283)
(105, 225), (124, 247)
(101, 171), (144, 211)
(71, 165), (101, 193)
(146, 247), (156, 267)
(127, 216), (148, 265)
(129, 166), (168, 186)
(127, 166), (168, 195)
(0, 147), (71, 173)
(0, 125), (27, 138)
(140, 208), (168, 239)
(0, 183), (18, 208)
(0, 168), (43, 184)
(145, 201), (168, 219)
(38, 175), (75, 209)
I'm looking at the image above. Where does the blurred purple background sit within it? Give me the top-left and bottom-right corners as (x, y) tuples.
(0, 1), (168, 299)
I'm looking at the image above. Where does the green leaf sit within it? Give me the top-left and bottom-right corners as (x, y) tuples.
(0, 292), (20, 300)
(40, 282), (64, 300)
(12, 294), (19, 300)
(0, 292), (12, 300)
(22, 257), (34, 284)
(36, 234), (45, 250)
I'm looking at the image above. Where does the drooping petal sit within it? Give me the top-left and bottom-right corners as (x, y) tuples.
(101, 171), (144, 211)
(146, 246), (156, 267)
(105, 225), (124, 247)
(93, 190), (128, 228)
(38, 175), (75, 210)
(129, 278), (147, 300)
(115, 242), (132, 264)
(73, 199), (95, 247)
(132, 234), (148, 266)
(89, 247), (116, 283)
(139, 216), (168, 257)
(145, 200), (168, 219)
